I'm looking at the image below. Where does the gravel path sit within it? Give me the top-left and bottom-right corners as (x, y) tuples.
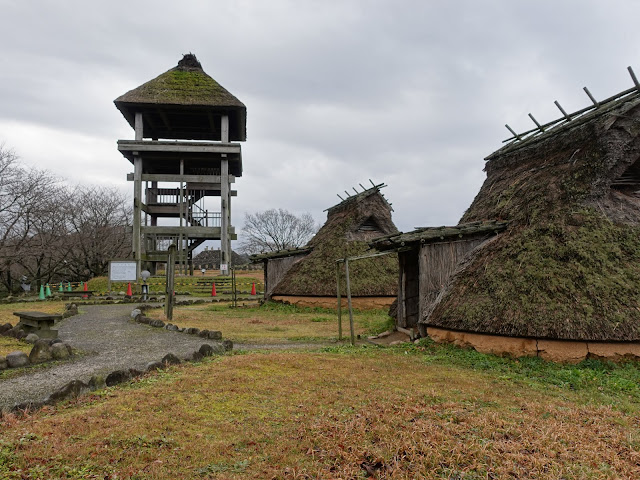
(0, 304), (228, 411)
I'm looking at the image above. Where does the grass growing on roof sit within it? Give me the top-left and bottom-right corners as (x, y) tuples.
(432, 209), (640, 340)
(1, 349), (639, 479)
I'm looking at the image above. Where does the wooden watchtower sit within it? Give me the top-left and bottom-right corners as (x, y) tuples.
(114, 54), (245, 275)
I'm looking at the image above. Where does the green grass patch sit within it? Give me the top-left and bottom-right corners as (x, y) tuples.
(329, 339), (640, 407)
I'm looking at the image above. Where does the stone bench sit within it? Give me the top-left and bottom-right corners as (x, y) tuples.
(13, 311), (62, 339)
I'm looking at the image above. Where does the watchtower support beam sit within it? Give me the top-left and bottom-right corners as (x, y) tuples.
(133, 112), (144, 275)
(221, 115), (230, 275)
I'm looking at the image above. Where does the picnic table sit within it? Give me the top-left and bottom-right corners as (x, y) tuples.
(13, 311), (62, 339)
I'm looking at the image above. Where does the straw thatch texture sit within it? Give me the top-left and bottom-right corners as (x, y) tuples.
(115, 54), (245, 108)
(272, 189), (399, 297)
(114, 54), (246, 141)
(426, 96), (640, 341)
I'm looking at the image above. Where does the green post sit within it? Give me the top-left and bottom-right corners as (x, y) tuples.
(38, 285), (45, 300)
(59, 282), (64, 292)
(67, 282), (72, 292)
(45, 284), (52, 297)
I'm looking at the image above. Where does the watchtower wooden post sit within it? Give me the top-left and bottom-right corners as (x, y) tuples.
(114, 54), (246, 278)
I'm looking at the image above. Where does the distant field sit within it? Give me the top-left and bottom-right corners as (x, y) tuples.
(146, 302), (393, 343)
(88, 271), (264, 297)
(1, 344), (639, 479)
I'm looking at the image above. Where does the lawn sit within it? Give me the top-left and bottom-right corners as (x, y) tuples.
(1, 345), (639, 479)
(146, 302), (393, 343)
(0, 336), (30, 357)
(0, 302), (67, 357)
(0, 301), (67, 327)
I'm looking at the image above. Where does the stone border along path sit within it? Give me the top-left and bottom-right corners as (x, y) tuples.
(0, 304), (234, 412)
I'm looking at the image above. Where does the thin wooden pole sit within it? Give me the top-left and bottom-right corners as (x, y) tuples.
(336, 261), (342, 340)
(344, 258), (355, 346)
(165, 244), (176, 320)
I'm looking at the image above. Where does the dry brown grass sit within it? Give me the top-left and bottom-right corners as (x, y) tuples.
(148, 302), (391, 343)
(0, 302), (66, 357)
(0, 301), (66, 327)
(0, 336), (30, 356)
(1, 351), (638, 479)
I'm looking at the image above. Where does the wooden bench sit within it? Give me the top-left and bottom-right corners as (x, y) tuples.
(13, 311), (62, 339)
(61, 290), (94, 298)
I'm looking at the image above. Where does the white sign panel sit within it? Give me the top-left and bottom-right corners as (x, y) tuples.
(109, 261), (138, 281)
(220, 263), (228, 271)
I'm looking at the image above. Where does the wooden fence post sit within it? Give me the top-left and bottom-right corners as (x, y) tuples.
(344, 258), (355, 346)
(336, 261), (342, 340)
(165, 244), (176, 320)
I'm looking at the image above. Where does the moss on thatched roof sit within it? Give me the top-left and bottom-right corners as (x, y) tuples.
(272, 188), (399, 297)
(115, 53), (245, 108)
(114, 53), (246, 141)
(425, 94), (640, 342)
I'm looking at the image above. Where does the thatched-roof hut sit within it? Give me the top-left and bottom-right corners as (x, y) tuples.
(373, 80), (640, 361)
(252, 185), (399, 309)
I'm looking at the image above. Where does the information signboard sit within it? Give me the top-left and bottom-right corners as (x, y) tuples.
(109, 261), (138, 281)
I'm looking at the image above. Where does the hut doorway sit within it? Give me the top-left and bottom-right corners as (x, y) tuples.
(398, 247), (419, 330)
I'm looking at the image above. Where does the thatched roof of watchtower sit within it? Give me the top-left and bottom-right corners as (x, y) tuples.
(267, 185), (399, 297)
(114, 53), (246, 141)
(425, 80), (640, 342)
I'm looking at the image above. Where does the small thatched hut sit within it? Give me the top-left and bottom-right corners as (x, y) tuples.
(252, 185), (399, 309)
(373, 80), (640, 362)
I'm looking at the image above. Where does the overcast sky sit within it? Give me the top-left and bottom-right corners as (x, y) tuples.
(2, 0), (640, 241)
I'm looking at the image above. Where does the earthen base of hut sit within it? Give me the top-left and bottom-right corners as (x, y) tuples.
(368, 330), (412, 346)
(271, 295), (395, 310)
(426, 326), (640, 363)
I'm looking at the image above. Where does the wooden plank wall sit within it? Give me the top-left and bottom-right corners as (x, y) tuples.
(265, 254), (307, 298)
(418, 238), (486, 322)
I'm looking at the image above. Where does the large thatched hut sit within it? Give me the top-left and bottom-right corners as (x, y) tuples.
(252, 185), (399, 309)
(373, 79), (640, 361)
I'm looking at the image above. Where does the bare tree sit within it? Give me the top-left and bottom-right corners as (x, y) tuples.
(12, 175), (69, 290)
(0, 145), (68, 292)
(65, 186), (132, 279)
(0, 144), (135, 294)
(239, 208), (317, 254)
